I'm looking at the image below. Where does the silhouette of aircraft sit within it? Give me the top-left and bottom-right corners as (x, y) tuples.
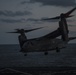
(8, 7), (76, 56)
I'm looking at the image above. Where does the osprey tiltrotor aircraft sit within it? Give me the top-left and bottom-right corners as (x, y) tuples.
(8, 7), (76, 56)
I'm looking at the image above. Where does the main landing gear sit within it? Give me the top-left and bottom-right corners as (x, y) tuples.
(24, 53), (27, 56)
(56, 47), (60, 52)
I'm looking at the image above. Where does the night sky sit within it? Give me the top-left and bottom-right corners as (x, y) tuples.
(0, 0), (76, 44)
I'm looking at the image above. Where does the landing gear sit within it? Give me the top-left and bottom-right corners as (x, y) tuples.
(56, 47), (60, 52)
(24, 53), (27, 56)
(44, 52), (48, 55)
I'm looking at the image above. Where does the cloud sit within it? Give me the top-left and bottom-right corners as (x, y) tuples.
(27, 0), (76, 7)
(0, 18), (40, 23)
(67, 19), (75, 22)
(0, 18), (39, 23)
(68, 24), (76, 27)
(21, 0), (31, 4)
(0, 17), (75, 23)
(0, 18), (25, 23)
(0, 10), (32, 17)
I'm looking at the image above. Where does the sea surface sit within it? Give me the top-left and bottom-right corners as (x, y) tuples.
(0, 43), (76, 68)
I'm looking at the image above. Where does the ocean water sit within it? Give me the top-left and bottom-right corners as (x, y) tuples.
(0, 44), (76, 68)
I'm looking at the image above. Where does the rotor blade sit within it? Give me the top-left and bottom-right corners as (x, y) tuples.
(41, 16), (60, 20)
(7, 27), (44, 33)
(41, 15), (74, 21)
(69, 37), (76, 41)
(42, 7), (76, 20)
(64, 7), (76, 17)
(24, 27), (44, 33)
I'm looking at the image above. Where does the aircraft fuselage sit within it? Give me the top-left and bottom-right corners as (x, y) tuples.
(20, 38), (67, 53)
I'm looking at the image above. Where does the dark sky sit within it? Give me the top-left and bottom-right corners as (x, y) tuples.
(0, 0), (76, 44)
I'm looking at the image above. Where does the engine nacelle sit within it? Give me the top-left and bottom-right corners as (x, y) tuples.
(59, 20), (69, 41)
